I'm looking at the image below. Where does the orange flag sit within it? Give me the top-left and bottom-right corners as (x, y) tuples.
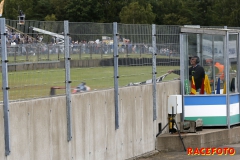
(190, 76), (196, 95)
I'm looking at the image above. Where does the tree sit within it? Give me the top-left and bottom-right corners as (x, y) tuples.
(63, 0), (103, 22)
(2, 0), (240, 27)
(177, 0), (201, 25)
(50, 0), (69, 20)
(97, 0), (130, 23)
(163, 13), (191, 25)
(45, 14), (56, 21)
(3, 0), (34, 20)
(151, 0), (182, 25)
(31, 0), (54, 20)
(119, 2), (156, 24)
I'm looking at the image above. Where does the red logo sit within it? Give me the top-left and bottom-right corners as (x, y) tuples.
(187, 147), (236, 156)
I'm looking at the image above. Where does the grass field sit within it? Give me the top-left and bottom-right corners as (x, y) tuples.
(0, 65), (180, 101)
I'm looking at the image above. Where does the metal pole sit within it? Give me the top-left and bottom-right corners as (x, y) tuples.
(238, 33), (240, 127)
(225, 30), (230, 129)
(180, 33), (185, 122)
(212, 35), (216, 92)
(1, 18), (11, 156)
(113, 22), (119, 129)
(64, 20), (72, 141)
(197, 34), (200, 58)
(152, 24), (157, 121)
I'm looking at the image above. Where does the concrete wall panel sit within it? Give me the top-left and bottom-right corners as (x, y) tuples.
(0, 81), (182, 160)
(9, 101), (31, 160)
(131, 86), (144, 156)
(49, 96), (69, 160)
(88, 91), (108, 160)
(72, 93), (91, 160)
(31, 99), (51, 160)
(102, 90), (116, 160)
(0, 104), (5, 160)
(156, 81), (181, 135)
(119, 87), (135, 159)
(141, 85), (155, 153)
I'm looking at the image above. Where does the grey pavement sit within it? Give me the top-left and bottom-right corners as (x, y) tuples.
(132, 143), (240, 160)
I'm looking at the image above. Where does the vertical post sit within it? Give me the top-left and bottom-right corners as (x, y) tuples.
(225, 31), (230, 129)
(37, 45), (40, 61)
(113, 22), (119, 129)
(79, 44), (82, 60)
(14, 46), (17, 62)
(26, 45), (29, 61)
(47, 44), (50, 61)
(179, 33), (185, 122)
(58, 45), (60, 60)
(238, 33), (240, 125)
(212, 35), (216, 92)
(64, 20), (72, 141)
(152, 24), (157, 121)
(197, 34), (201, 60)
(1, 18), (11, 156)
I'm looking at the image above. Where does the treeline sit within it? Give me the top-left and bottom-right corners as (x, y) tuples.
(2, 0), (240, 26)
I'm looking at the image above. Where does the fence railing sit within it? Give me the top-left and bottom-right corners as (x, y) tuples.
(1, 20), (181, 102)
(2, 43), (180, 63)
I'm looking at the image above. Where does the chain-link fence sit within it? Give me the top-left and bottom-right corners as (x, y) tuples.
(1, 20), (181, 101)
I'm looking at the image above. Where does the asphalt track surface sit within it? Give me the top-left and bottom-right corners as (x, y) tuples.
(134, 143), (240, 160)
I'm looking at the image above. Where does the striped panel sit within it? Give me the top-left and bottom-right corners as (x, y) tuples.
(231, 114), (240, 124)
(185, 96), (226, 105)
(184, 94), (239, 105)
(185, 103), (239, 117)
(230, 103), (240, 116)
(185, 105), (226, 117)
(230, 94), (239, 104)
(185, 114), (240, 126)
(184, 95), (240, 126)
(185, 116), (227, 126)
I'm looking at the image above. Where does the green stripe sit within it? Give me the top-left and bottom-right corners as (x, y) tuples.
(185, 114), (240, 126)
(231, 114), (240, 124)
(185, 117), (226, 126)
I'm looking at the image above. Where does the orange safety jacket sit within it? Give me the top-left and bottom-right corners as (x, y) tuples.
(214, 62), (224, 80)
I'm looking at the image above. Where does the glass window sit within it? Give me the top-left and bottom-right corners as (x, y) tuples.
(229, 34), (238, 93)
(183, 33), (227, 95)
(213, 35), (225, 94)
(201, 34), (225, 94)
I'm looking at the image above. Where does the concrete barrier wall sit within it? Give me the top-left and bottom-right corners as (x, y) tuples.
(0, 80), (180, 160)
(4, 58), (180, 71)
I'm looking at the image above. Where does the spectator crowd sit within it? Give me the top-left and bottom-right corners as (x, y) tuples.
(3, 27), (179, 58)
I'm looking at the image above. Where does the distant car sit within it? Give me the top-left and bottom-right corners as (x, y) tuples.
(72, 82), (91, 93)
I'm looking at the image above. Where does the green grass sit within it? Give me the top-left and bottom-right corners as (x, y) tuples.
(0, 65), (180, 101)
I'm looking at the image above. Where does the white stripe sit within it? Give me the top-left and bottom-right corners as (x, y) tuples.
(185, 105), (226, 117)
(230, 103), (239, 116)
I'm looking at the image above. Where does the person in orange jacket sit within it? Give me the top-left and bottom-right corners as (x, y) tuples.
(214, 62), (224, 80)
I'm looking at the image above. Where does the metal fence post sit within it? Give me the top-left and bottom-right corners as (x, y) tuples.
(113, 22), (119, 129)
(152, 24), (157, 121)
(225, 31), (230, 129)
(64, 20), (72, 141)
(1, 18), (11, 156)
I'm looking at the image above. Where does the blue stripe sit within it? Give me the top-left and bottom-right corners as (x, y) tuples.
(185, 96), (226, 105)
(185, 95), (240, 105)
(230, 94), (239, 104)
